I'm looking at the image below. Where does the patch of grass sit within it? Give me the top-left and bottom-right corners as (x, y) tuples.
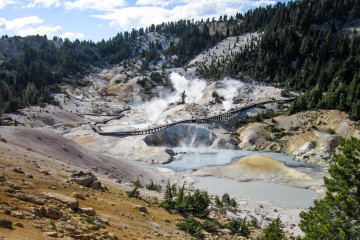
(86, 216), (97, 225)
(0, 174), (6, 182)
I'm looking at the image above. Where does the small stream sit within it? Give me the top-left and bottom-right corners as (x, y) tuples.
(161, 147), (322, 208)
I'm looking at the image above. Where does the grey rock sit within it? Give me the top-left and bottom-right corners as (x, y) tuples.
(0, 219), (12, 229)
(165, 148), (175, 156)
(40, 206), (62, 219)
(16, 193), (45, 205)
(42, 192), (79, 209)
(135, 205), (147, 213)
(90, 180), (101, 189)
(13, 167), (25, 174)
(69, 171), (103, 190)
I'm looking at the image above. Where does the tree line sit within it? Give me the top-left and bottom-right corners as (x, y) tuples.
(198, 0), (360, 119)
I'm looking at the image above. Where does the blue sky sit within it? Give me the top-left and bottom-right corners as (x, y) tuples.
(0, 0), (289, 43)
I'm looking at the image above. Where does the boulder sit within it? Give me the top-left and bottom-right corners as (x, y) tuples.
(69, 171), (96, 187)
(13, 167), (25, 174)
(40, 206), (63, 219)
(0, 219), (12, 229)
(16, 193), (45, 205)
(135, 205), (147, 213)
(42, 192), (79, 209)
(165, 148), (176, 157)
(45, 232), (58, 237)
(80, 208), (96, 216)
(69, 171), (104, 190)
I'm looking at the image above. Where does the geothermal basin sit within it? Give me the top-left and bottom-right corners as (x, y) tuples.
(162, 148), (322, 208)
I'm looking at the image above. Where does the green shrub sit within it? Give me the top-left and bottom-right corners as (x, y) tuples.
(0, 174), (5, 182)
(202, 219), (220, 233)
(86, 216), (97, 225)
(222, 193), (231, 206)
(328, 128), (336, 134)
(126, 186), (140, 198)
(176, 218), (204, 239)
(215, 196), (223, 208)
(146, 180), (162, 192)
(225, 218), (251, 237)
(249, 218), (259, 228)
(230, 198), (237, 208)
(311, 125), (318, 130)
(131, 178), (143, 188)
(257, 217), (285, 240)
(161, 182), (210, 218)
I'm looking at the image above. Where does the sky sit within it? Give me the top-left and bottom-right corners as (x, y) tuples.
(0, 0), (290, 43)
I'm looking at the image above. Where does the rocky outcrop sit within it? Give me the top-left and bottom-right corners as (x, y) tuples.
(39, 206), (63, 219)
(16, 192), (45, 205)
(42, 192), (79, 209)
(69, 171), (105, 191)
(237, 110), (360, 164)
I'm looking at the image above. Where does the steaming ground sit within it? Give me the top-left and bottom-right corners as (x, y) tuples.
(98, 72), (283, 132)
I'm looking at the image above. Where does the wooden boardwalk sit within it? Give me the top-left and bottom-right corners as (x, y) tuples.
(89, 98), (295, 137)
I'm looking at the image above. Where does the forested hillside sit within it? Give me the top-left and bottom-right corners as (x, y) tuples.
(1, 0), (360, 119)
(0, 19), (227, 114)
(197, 0), (360, 119)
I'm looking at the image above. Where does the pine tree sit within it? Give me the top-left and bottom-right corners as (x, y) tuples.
(258, 218), (285, 240)
(174, 182), (185, 212)
(160, 180), (173, 210)
(300, 137), (360, 239)
(180, 91), (187, 104)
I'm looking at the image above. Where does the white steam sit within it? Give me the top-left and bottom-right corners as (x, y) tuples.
(139, 72), (207, 125)
(170, 72), (207, 103)
(216, 78), (245, 111)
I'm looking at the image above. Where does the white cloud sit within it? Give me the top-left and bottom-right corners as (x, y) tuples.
(26, 0), (62, 8)
(0, 16), (44, 31)
(64, 0), (126, 11)
(0, 0), (17, 9)
(60, 31), (85, 40)
(0, 16), (84, 40)
(93, 7), (171, 30)
(94, 0), (278, 31)
(135, 0), (179, 7)
(17, 25), (62, 37)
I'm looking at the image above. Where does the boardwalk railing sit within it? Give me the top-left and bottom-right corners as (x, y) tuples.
(89, 98), (295, 137)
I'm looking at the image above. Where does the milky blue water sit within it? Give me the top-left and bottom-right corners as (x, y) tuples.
(163, 147), (321, 178)
(194, 177), (315, 208)
(161, 147), (321, 208)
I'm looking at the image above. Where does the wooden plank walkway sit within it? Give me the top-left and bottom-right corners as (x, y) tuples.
(89, 98), (295, 136)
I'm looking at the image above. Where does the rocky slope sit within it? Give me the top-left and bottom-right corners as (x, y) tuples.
(0, 125), (272, 239)
(237, 110), (360, 165)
